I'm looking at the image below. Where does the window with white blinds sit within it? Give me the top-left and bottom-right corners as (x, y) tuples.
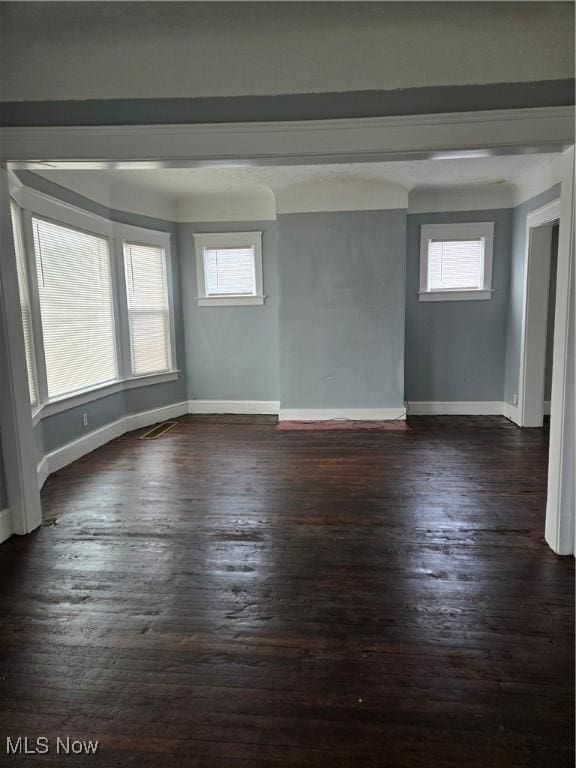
(419, 222), (494, 302)
(32, 217), (118, 399)
(427, 239), (484, 291)
(203, 247), (256, 296)
(123, 242), (171, 376)
(10, 202), (38, 406)
(194, 232), (263, 306)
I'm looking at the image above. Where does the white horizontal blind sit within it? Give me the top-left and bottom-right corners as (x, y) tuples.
(32, 217), (117, 399)
(203, 246), (256, 296)
(428, 238), (484, 291)
(10, 202), (38, 406)
(124, 242), (171, 376)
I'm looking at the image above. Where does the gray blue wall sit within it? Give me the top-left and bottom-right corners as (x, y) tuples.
(39, 393), (125, 455)
(14, 172), (564, 459)
(180, 221), (280, 401)
(504, 185), (561, 405)
(277, 210), (407, 409)
(17, 172), (188, 458)
(405, 209), (513, 402)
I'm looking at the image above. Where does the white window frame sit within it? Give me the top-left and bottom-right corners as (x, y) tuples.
(116, 225), (176, 379)
(193, 231), (264, 306)
(418, 222), (494, 302)
(122, 238), (174, 378)
(8, 179), (178, 425)
(9, 199), (40, 407)
(30, 212), (121, 399)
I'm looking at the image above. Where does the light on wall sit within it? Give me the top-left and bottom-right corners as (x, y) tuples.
(431, 150), (494, 161)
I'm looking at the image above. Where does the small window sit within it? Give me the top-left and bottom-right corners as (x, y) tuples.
(123, 242), (172, 376)
(419, 222), (494, 301)
(204, 247), (256, 296)
(194, 232), (263, 306)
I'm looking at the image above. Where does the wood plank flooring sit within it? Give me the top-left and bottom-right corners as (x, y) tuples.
(0, 415), (573, 767)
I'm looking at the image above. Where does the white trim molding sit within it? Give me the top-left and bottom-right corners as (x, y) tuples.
(38, 401), (189, 489)
(36, 458), (50, 491)
(188, 400), (280, 415)
(10, 179), (175, 248)
(32, 370), (180, 425)
(502, 401), (521, 425)
(545, 146), (575, 556)
(2, 107), (573, 167)
(518, 198), (561, 428)
(0, 168), (43, 535)
(37, 399), (280, 488)
(526, 198), (562, 229)
(278, 407), (406, 422)
(409, 400), (552, 423)
(197, 295), (265, 307)
(419, 221), (494, 302)
(193, 231), (264, 306)
(407, 401), (504, 416)
(31, 396), (558, 497)
(0, 508), (13, 544)
(418, 289), (493, 303)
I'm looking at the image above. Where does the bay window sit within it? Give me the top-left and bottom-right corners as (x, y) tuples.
(9, 184), (176, 419)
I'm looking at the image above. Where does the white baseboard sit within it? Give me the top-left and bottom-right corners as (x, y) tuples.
(38, 401), (189, 489)
(188, 399), (280, 415)
(125, 401), (190, 430)
(278, 407), (407, 422)
(409, 400), (549, 424)
(502, 401), (521, 424)
(0, 508), (13, 544)
(37, 457), (50, 490)
(36, 399), (405, 487)
(407, 401), (504, 416)
(35, 396), (548, 490)
(44, 419), (126, 481)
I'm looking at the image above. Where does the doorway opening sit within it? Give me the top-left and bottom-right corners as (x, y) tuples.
(518, 199), (561, 428)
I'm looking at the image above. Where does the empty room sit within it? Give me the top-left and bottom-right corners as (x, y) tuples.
(0, 2), (574, 766)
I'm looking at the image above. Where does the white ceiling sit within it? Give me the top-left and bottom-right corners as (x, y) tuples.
(34, 152), (562, 220)
(44, 153), (557, 197)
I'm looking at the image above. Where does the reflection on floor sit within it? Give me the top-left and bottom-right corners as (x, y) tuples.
(1, 415), (573, 767)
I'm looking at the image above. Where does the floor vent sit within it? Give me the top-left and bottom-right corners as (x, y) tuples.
(139, 422), (178, 440)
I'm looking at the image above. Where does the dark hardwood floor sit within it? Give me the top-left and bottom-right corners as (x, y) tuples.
(0, 415), (573, 767)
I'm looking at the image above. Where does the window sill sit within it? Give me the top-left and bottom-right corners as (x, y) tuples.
(418, 289), (493, 302)
(197, 295), (265, 306)
(123, 370), (179, 390)
(32, 370), (180, 425)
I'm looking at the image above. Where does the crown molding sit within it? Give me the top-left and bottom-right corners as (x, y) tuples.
(2, 106), (573, 167)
